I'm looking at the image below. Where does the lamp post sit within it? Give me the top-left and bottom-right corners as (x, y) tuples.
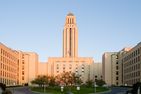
(137, 86), (140, 94)
(76, 86), (80, 94)
(94, 82), (96, 93)
(43, 82), (46, 93)
(61, 86), (64, 94)
(13, 82), (15, 94)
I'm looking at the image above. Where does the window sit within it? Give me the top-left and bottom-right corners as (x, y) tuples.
(22, 66), (24, 70)
(22, 55), (24, 59)
(116, 62), (118, 64)
(116, 66), (118, 70)
(116, 82), (118, 85)
(22, 71), (24, 75)
(57, 67), (59, 69)
(116, 71), (118, 75)
(101, 76), (102, 78)
(22, 76), (24, 80)
(69, 64), (72, 69)
(22, 60), (24, 64)
(1, 49), (2, 54)
(116, 77), (118, 80)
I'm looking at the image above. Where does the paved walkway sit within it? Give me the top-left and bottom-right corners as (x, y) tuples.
(7, 86), (130, 94)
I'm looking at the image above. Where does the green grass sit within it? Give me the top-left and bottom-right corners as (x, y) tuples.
(31, 86), (109, 94)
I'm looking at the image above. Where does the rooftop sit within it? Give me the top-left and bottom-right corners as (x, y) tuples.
(67, 12), (74, 16)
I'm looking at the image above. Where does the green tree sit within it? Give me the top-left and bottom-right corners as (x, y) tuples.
(61, 72), (73, 86)
(74, 74), (82, 85)
(59, 72), (82, 86)
(48, 76), (56, 86)
(95, 79), (106, 86)
(86, 80), (93, 87)
(31, 75), (48, 87)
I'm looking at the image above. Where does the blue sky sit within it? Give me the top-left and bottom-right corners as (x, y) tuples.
(0, 0), (141, 62)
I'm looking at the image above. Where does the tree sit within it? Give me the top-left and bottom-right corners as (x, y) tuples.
(31, 75), (48, 87)
(60, 72), (74, 86)
(58, 72), (82, 86)
(95, 79), (106, 86)
(48, 76), (56, 86)
(131, 82), (141, 94)
(74, 74), (82, 85)
(86, 80), (93, 87)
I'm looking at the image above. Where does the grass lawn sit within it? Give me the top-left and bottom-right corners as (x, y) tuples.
(31, 86), (109, 94)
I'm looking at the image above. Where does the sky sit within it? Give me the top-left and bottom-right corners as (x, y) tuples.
(0, 0), (141, 62)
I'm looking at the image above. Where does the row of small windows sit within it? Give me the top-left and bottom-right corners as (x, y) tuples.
(56, 70), (85, 74)
(124, 56), (141, 67)
(124, 71), (140, 79)
(56, 61), (86, 63)
(67, 18), (74, 24)
(125, 78), (140, 85)
(1, 49), (18, 62)
(1, 56), (18, 66)
(123, 47), (141, 62)
(0, 78), (16, 85)
(57, 64), (85, 67)
(57, 66), (85, 70)
(124, 64), (140, 73)
(94, 75), (103, 79)
(0, 63), (16, 72)
(0, 71), (16, 79)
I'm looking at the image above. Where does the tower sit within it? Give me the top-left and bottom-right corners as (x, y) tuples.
(63, 13), (78, 57)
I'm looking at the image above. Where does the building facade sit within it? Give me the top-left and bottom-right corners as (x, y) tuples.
(102, 52), (119, 86)
(121, 43), (141, 86)
(102, 43), (141, 86)
(47, 13), (95, 83)
(0, 43), (19, 86)
(18, 51), (38, 85)
(93, 62), (102, 81)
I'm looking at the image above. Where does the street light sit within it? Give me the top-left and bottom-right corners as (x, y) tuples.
(61, 86), (64, 94)
(13, 82), (15, 94)
(94, 82), (96, 93)
(76, 86), (80, 94)
(137, 86), (140, 94)
(43, 82), (46, 93)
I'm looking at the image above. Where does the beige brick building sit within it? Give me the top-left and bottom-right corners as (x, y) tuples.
(18, 51), (38, 85)
(47, 13), (94, 82)
(93, 62), (102, 81)
(102, 43), (141, 86)
(121, 43), (141, 86)
(102, 52), (119, 86)
(0, 43), (19, 86)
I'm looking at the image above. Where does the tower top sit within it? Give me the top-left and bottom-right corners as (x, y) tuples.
(67, 12), (74, 16)
(63, 13), (78, 57)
